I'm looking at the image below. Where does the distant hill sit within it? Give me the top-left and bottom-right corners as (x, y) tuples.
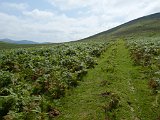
(0, 41), (57, 50)
(0, 38), (39, 44)
(81, 12), (160, 42)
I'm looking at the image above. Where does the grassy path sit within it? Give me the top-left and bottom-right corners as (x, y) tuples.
(56, 40), (159, 120)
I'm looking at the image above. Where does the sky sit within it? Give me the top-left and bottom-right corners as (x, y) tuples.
(0, 0), (160, 43)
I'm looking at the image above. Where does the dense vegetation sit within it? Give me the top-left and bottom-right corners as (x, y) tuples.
(0, 42), (108, 119)
(127, 37), (160, 93)
(56, 39), (160, 120)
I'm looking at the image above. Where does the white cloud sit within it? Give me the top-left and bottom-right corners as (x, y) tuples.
(47, 0), (88, 10)
(47, 0), (160, 20)
(0, 0), (160, 42)
(0, 10), (107, 42)
(23, 9), (54, 20)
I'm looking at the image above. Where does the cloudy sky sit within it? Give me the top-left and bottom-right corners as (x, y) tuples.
(0, 0), (160, 43)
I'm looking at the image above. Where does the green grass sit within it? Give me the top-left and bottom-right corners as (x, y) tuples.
(55, 43), (114, 120)
(55, 40), (160, 120)
(0, 42), (36, 50)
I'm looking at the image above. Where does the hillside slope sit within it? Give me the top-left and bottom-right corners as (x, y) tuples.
(81, 12), (160, 42)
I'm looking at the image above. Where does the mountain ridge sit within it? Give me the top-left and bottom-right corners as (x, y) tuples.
(0, 38), (40, 44)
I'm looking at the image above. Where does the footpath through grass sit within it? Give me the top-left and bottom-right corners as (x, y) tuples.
(56, 40), (160, 120)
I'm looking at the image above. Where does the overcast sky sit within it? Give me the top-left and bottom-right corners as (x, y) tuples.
(0, 0), (160, 43)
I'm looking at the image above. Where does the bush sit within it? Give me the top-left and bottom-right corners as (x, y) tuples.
(0, 71), (12, 88)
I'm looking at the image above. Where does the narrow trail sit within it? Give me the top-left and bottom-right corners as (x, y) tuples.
(56, 40), (159, 120)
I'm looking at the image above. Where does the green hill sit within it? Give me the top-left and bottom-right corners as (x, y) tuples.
(81, 12), (160, 41)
